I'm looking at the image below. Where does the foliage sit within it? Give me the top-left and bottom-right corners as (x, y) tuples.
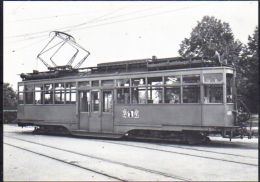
(3, 83), (17, 110)
(178, 16), (258, 114)
(237, 27), (258, 113)
(178, 16), (242, 65)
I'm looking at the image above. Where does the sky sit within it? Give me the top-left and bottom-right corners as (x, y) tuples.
(3, 1), (258, 91)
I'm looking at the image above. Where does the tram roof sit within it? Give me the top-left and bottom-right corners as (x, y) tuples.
(20, 56), (234, 81)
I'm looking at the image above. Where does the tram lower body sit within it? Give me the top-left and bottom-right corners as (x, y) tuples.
(17, 103), (238, 144)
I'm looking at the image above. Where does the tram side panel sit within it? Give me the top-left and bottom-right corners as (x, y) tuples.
(17, 105), (78, 130)
(202, 104), (235, 127)
(113, 104), (202, 133)
(113, 104), (234, 134)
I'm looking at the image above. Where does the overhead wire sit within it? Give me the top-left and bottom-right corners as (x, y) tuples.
(10, 37), (48, 52)
(63, 5), (203, 33)
(7, 4), (204, 52)
(5, 5), (129, 39)
(62, 5), (163, 32)
(5, 5), (163, 45)
(5, 4), (167, 40)
(7, 11), (96, 23)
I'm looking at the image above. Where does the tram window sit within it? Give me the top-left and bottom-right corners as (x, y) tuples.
(204, 85), (223, 103)
(55, 91), (65, 104)
(54, 83), (65, 104)
(147, 77), (163, 86)
(55, 83), (65, 90)
(44, 83), (53, 91)
(117, 88), (130, 104)
(103, 91), (113, 112)
(44, 84), (53, 104)
(131, 87), (146, 104)
(183, 75), (200, 83)
(204, 73), (223, 83)
(24, 85), (33, 91)
(18, 93), (24, 104)
(101, 80), (114, 86)
(34, 85), (43, 104)
(66, 82), (76, 89)
(18, 85), (24, 92)
(35, 92), (43, 104)
(132, 78), (146, 86)
(92, 91), (100, 112)
(226, 74), (233, 103)
(25, 92), (33, 104)
(65, 82), (76, 104)
(80, 91), (90, 112)
(44, 93), (53, 104)
(165, 87), (180, 104)
(165, 76), (180, 85)
(79, 81), (90, 87)
(91, 80), (99, 87)
(66, 91), (76, 104)
(147, 87), (162, 104)
(24, 85), (34, 104)
(35, 84), (43, 91)
(183, 86), (200, 103)
(116, 79), (130, 87)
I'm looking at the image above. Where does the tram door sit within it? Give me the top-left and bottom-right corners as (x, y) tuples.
(101, 90), (114, 133)
(88, 90), (101, 132)
(79, 90), (90, 130)
(79, 90), (114, 133)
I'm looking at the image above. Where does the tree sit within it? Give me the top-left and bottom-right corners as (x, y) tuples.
(3, 83), (17, 110)
(237, 27), (258, 113)
(178, 16), (242, 65)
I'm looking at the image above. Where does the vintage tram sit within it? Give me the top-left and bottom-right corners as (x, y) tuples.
(16, 32), (250, 144)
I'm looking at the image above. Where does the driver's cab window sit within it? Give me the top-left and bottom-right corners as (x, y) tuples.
(203, 73), (223, 103)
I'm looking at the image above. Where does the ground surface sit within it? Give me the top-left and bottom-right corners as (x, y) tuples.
(4, 124), (258, 181)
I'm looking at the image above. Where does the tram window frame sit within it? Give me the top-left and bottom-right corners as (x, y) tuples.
(34, 84), (43, 104)
(131, 87), (146, 104)
(147, 77), (163, 86)
(164, 86), (181, 104)
(92, 91), (100, 112)
(203, 73), (223, 84)
(226, 73), (233, 103)
(91, 80), (99, 87)
(65, 82), (76, 104)
(79, 91), (90, 112)
(131, 78), (146, 87)
(101, 80), (114, 87)
(54, 83), (65, 104)
(18, 85), (24, 92)
(116, 79), (130, 87)
(164, 76), (181, 85)
(18, 85), (24, 104)
(44, 83), (54, 104)
(18, 92), (24, 104)
(204, 84), (223, 103)
(183, 75), (200, 84)
(147, 87), (163, 104)
(102, 90), (113, 112)
(117, 88), (130, 104)
(183, 85), (200, 103)
(78, 81), (90, 88)
(24, 85), (34, 104)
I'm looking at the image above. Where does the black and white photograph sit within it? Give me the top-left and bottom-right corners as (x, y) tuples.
(3, 1), (258, 181)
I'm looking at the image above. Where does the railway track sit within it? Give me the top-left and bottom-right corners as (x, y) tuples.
(92, 140), (258, 167)
(114, 138), (257, 158)
(20, 129), (257, 160)
(4, 143), (122, 181)
(157, 142), (258, 158)
(4, 135), (189, 181)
